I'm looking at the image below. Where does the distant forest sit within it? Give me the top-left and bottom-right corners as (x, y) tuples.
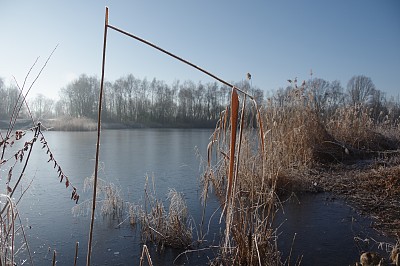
(0, 74), (399, 127)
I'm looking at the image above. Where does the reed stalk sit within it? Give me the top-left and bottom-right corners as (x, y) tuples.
(74, 242), (79, 266)
(52, 250), (56, 266)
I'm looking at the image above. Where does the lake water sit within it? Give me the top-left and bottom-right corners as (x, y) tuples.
(1, 129), (393, 265)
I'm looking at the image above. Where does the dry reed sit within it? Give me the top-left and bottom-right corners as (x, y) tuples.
(205, 88), (282, 265)
(72, 173), (124, 218)
(133, 177), (193, 250)
(46, 116), (97, 131)
(204, 78), (400, 264)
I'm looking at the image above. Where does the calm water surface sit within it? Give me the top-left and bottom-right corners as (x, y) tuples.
(9, 129), (220, 265)
(1, 129), (393, 265)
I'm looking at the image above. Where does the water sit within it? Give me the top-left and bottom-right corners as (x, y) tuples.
(4, 129), (220, 265)
(276, 193), (393, 266)
(1, 129), (393, 265)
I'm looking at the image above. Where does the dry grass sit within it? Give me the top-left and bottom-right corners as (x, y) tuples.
(73, 173), (194, 250)
(46, 116), (97, 131)
(204, 89), (282, 265)
(133, 177), (193, 250)
(72, 172), (125, 218)
(203, 81), (400, 265)
(326, 105), (400, 152)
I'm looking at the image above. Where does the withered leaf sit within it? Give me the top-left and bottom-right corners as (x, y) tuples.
(8, 167), (13, 182)
(71, 190), (76, 199)
(75, 195), (79, 204)
(7, 186), (12, 193)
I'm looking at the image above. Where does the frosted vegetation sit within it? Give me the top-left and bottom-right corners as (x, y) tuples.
(1, 74), (399, 129)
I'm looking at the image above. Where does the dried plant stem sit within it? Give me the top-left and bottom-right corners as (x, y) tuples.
(1, 131), (36, 215)
(223, 88), (239, 252)
(254, 234), (261, 266)
(87, 7), (108, 266)
(74, 242), (79, 266)
(287, 233), (297, 266)
(16, 210), (34, 266)
(139, 245), (153, 266)
(8, 45), (58, 137)
(0, 194), (16, 266)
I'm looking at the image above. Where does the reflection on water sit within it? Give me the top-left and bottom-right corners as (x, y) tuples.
(276, 192), (393, 266)
(8, 129), (221, 265)
(2, 129), (393, 265)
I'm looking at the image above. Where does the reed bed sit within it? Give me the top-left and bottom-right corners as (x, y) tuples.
(46, 116), (97, 131)
(204, 89), (282, 265)
(203, 80), (400, 264)
(72, 173), (124, 218)
(134, 178), (193, 250)
(73, 173), (193, 250)
(326, 104), (400, 153)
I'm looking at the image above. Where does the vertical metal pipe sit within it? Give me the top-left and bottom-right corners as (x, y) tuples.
(87, 6), (108, 266)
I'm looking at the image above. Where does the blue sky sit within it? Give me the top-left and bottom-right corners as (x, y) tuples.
(1, 1), (399, 100)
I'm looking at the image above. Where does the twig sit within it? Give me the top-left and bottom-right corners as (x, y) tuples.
(148, 226), (165, 238)
(16, 209), (34, 266)
(173, 246), (219, 265)
(139, 245), (153, 266)
(74, 242), (79, 266)
(52, 250), (56, 266)
(254, 234), (262, 266)
(287, 233), (297, 266)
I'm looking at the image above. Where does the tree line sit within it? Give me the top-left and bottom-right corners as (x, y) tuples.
(0, 74), (399, 127)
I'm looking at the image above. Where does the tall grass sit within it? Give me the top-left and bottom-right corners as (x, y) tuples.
(203, 79), (400, 265)
(46, 116), (97, 131)
(135, 177), (193, 249)
(73, 173), (193, 250)
(205, 88), (282, 265)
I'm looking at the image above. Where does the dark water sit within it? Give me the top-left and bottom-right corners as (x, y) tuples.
(276, 193), (393, 266)
(1, 129), (393, 265)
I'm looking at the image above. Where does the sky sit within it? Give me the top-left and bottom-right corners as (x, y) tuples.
(0, 1), (399, 100)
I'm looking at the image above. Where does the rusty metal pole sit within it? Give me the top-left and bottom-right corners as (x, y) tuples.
(107, 24), (253, 100)
(87, 6), (108, 266)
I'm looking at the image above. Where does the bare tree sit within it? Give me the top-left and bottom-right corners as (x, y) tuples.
(31, 93), (55, 119)
(347, 75), (376, 105)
